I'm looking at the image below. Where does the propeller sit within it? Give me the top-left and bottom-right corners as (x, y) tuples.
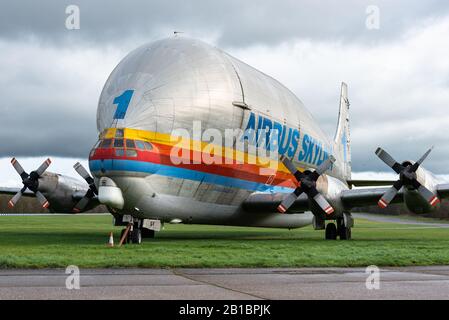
(8, 158), (51, 208)
(277, 155), (336, 214)
(72, 162), (98, 213)
(375, 147), (440, 208)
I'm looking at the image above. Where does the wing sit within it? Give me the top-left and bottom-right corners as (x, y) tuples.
(0, 187), (34, 197)
(243, 183), (449, 213)
(242, 192), (310, 213)
(243, 187), (403, 213)
(340, 187), (404, 210)
(347, 180), (395, 187)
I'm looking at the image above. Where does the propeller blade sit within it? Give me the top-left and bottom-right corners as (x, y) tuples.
(277, 187), (303, 213)
(11, 158), (28, 180)
(315, 155), (336, 175)
(312, 192), (334, 215)
(280, 155), (301, 177)
(410, 180), (440, 207)
(378, 180), (403, 208)
(375, 148), (404, 174)
(74, 162), (98, 194)
(411, 147), (433, 172)
(35, 191), (50, 209)
(8, 188), (25, 208)
(74, 162), (91, 180)
(72, 196), (90, 213)
(35, 158), (52, 176)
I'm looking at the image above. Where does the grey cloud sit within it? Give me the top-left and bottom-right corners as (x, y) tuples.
(1, 0), (449, 47)
(1, 1), (449, 175)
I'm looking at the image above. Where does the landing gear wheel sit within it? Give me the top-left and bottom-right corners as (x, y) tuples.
(142, 228), (155, 238)
(325, 223), (337, 240)
(131, 227), (142, 244)
(120, 228), (130, 244)
(339, 225), (352, 240)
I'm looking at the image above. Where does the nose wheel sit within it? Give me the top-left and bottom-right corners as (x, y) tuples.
(119, 222), (142, 244)
(130, 226), (142, 244)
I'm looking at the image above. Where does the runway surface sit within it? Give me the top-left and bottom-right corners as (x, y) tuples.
(1, 266), (449, 299)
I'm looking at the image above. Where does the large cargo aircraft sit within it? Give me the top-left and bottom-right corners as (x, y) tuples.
(3, 37), (449, 243)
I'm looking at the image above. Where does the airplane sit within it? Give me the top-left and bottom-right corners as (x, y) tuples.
(2, 37), (449, 244)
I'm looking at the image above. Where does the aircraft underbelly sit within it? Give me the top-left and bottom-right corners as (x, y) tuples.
(111, 174), (313, 228)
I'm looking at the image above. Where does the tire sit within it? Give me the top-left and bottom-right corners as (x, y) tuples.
(131, 227), (142, 244)
(339, 225), (352, 240)
(142, 228), (155, 238)
(325, 223), (337, 240)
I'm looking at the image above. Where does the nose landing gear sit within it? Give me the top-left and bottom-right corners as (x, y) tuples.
(130, 224), (142, 244)
(117, 217), (158, 245)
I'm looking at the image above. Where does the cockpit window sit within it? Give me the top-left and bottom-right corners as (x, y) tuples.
(99, 139), (113, 148)
(135, 140), (145, 150)
(126, 149), (138, 157)
(114, 139), (124, 148)
(126, 139), (136, 149)
(115, 148), (125, 157)
(143, 141), (153, 150)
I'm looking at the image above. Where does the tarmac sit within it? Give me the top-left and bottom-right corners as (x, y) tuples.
(1, 266), (449, 299)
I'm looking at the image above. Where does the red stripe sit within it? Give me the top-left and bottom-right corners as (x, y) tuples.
(42, 201), (49, 209)
(8, 200), (14, 208)
(277, 204), (287, 213)
(90, 143), (299, 188)
(325, 206), (334, 214)
(430, 196), (440, 206)
(378, 199), (387, 208)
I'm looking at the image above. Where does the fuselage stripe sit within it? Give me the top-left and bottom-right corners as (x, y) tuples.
(89, 159), (295, 193)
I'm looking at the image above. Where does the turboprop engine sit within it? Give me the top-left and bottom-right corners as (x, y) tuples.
(375, 147), (441, 214)
(7, 158), (96, 213)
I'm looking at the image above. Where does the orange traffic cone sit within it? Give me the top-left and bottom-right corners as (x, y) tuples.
(107, 232), (114, 247)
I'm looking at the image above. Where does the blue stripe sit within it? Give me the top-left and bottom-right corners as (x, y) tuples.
(89, 159), (293, 193)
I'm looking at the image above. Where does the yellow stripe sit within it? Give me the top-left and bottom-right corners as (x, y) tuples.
(100, 127), (304, 174)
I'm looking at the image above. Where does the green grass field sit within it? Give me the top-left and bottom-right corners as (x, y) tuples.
(1, 214), (449, 268)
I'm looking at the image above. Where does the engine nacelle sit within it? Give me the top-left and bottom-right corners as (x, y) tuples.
(315, 174), (349, 217)
(402, 165), (441, 214)
(37, 172), (91, 213)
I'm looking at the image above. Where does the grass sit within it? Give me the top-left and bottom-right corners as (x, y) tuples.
(0, 214), (449, 268)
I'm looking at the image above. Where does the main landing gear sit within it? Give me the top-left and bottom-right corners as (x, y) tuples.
(325, 214), (353, 240)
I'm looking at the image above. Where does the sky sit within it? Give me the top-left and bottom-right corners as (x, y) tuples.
(1, 0), (449, 187)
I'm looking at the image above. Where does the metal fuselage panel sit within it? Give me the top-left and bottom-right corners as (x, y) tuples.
(90, 38), (348, 228)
